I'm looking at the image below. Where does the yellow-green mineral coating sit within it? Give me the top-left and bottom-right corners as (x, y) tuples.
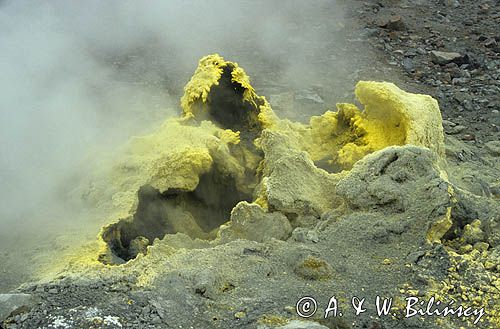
(278, 81), (445, 170)
(65, 54), (450, 275)
(33, 54), (498, 329)
(180, 54), (278, 129)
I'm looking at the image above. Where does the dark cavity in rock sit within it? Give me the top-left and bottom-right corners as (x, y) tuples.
(100, 165), (252, 264)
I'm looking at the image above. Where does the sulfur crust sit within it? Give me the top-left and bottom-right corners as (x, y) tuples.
(32, 55), (500, 329)
(179, 56), (444, 174)
(280, 81), (445, 170)
(180, 54), (225, 117)
(180, 54), (278, 129)
(52, 55), (451, 283)
(91, 119), (223, 214)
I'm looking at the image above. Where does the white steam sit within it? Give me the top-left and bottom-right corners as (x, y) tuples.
(0, 0), (343, 220)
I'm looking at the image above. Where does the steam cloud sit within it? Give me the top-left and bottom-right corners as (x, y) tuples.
(0, 0), (342, 223)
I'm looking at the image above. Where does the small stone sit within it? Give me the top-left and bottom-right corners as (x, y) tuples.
(461, 134), (475, 141)
(473, 242), (489, 252)
(20, 313), (29, 322)
(416, 47), (426, 55)
(291, 228), (319, 243)
(439, 0), (460, 7)
(379, 16), (406, 31)
(34, 286), (45, 293)
(294, 256), (333, 280)
(490, 184), (500, 198)
(442, 119), (456, 128)
(479, 3), (490, 14)
(151, 315), (162, 324)
(219, 202), (292, 243)
(128, 236), (149, 258)
(361, 28), (379, 38)
(234, 311), (246, 319)
(448, 67), (461, 78)
(382, 258), (392, 265)
(403, 57), (414, 72)
(452, 77), (470, 85)
(462, 220), (484, 245)
(192, 269), (217, 299)
(454, 91), (472, 104)
(446, 125), (466, 135)
(141, 306), (151, 316)
(405, 49), (417, 57)
(430, 51), (468, 65)
(459, 244), (473, 254)
(48, 288), (58, 294)
(484, 261), (495, 270)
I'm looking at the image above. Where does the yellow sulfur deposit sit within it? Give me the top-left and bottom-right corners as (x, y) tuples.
(67, 54), (449, 266)
(278, 80), (445, 171)
(426, 184), (455, 243)
(177, 54), (444, 174)
(180, 53), (278, 133)
(28, 54), (500, 329)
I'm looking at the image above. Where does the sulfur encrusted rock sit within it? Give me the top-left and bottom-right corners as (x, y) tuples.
(217, 201), (292, 243)
(181, 53), (278, 132)
(336, 145), (453, 243)
(274, 81), (445, 172)
(71, 54), (451, 267)
(22, 54), (500, 329)
(256, 131), (343, 217)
